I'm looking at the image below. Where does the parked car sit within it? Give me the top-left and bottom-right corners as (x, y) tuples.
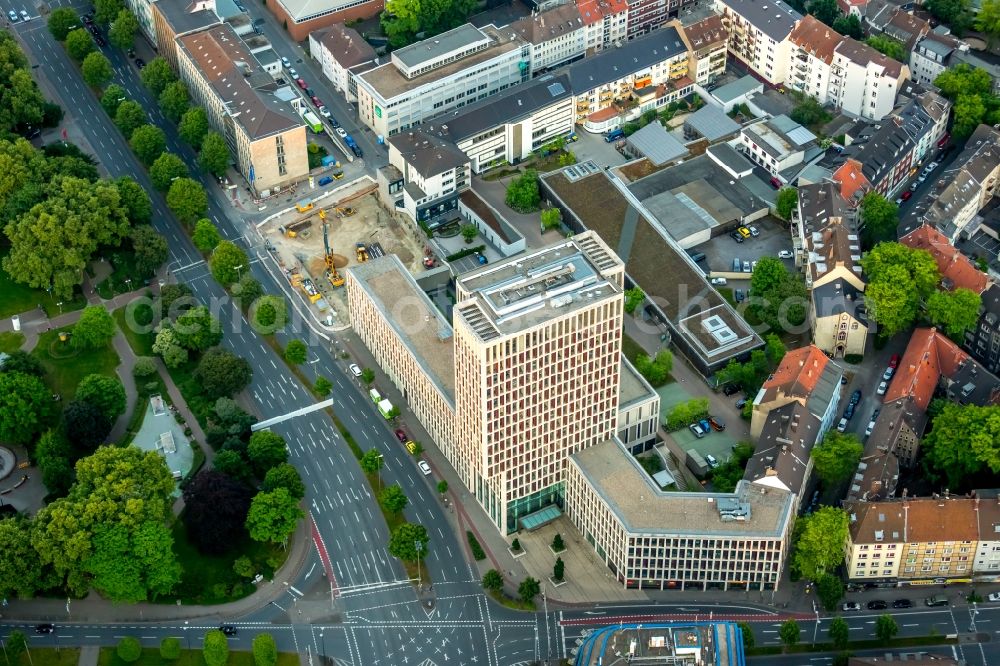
(937, 132), (950, 149)
(220, 625), (237, 636)
(844, 403), (855, 420)
(281, 56), (291, 67)
(988, 592), (1000, 602)
(698, 419), (711, 433)
(35, 624), (55, 634)
(837, 417), (849, 432)
(705, 454), (719, 469)
(288, 67), (297, 78)
(305, 88), (315, 97)
(850, 389), (862, 405)
(135, 58), (145, 69)
(769, 176), (782, 189)
(883, 367), (895, 381)
(349, 363), (362, 378)
(730, 231), (744, 243)
(865, 419), (876, 437)
(867, 600), (887, 610)
(734, 289), (744, 302)
(735, 399), (747, 409)
(689, 422), (706, 438)
(889, 354), (900, 368)
(738, 226), (751, 238)
(418, 460), (432, 475)
(393, 429), (407, 443)
(296, 78), (307, 89)
(877, 381), (888, 396)
(335, 127), (348, 138)
(318, 106), (331, 118)
(902, 190), (912, 201)
(709, 416), (726, 431)
(20, 9), (29, 20)
(924, 161), (940, 174)
(842, 602), (861, 612)
(748, 225), (760, 237)
(925, 595), (948, 607)
(751, 260), (758, 272)
(742, 260), (751, 273)
(311, 96), (322, 107)
(778, 250), (793, 259)
(892, 598), (913, 608)
(711, 277), (727, 286)
(7, 10), (18, 22)
(722, 384), (740, 396)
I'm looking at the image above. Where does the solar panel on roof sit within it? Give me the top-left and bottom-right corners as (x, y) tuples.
(547, 82), (565, 96)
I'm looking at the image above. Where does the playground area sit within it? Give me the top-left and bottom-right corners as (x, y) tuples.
(262, 178), (435, 325)
(131, 395), (194, 494)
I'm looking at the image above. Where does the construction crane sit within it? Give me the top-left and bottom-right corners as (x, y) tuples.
(322, 214), (345, 288)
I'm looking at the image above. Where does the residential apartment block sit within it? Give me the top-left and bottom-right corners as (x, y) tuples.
(901, 124), (1000, 243)
(739, 114), (818, 180)
(675, 15), (729, 85)
(576, 0), (629, 54)
(383, 130), (470, 226)
(910, 34), (962, 87)
(430, 74), (575, 174)
(354, 24), (529, 138)
(965, 285), (1000, 376)
(794, 183), (867, 357)
(715, 0), (801, 85)
(264, 0), (382, 41)
(150, 0), (220, 68)
(508, 3), (588, 74)
(175, 23), (308, 195)
(308, 24), (376, 103)
(744, 345), (843, 503)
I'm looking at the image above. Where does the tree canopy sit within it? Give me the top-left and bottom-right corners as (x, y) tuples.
(247, 430), (289, 477)
(865, 35), (906, 61)
(210, 240), (249, 286)
(130, 124), (167, 167)
(101, 84), (127, 117)
(934, 64), (1000, 138)
(109, 9), (139, 50)
(927, 287), (982, 339)
(65, 28), (95, 62)
(284, 339), (307, 364)
(0, 371), (53, 444)
(379, 484), (409, 514)
(139, 57), (177, 97)
(73, 305), (116, 349)
(923, 403), (1000, 489)
(63, 400), (112, 456)
(387, 522), (429, 561)
(172, 305), (222, 352)
(114, 100), (147, 140)
(252, 633), (277, 666)
(807, 0), (840, 25)
(861, 242), (940, 338)
(94, 0), (124, 24)
(194, 347), (253, 397)
(81, 51), (113, 88)
(158, 81), (190, 124)
(925, 0), (975, 35)
(859, 191), (899, 250)
(0, 33), (46, 136)
(246, 488), (303, 544)
(193, 218), (222, 251)
(811, 431), (863, 487)
(166, 177), (207, 224)
(48, 8), (81, 41)
(182, 470), (253, 555)
(76, 373), (127, 421)
(262, 463), (304, 499)
(150, 152), (189, 192)
(505, 170), (541, 213)
(791, 507), (849, 580)
(0, 518), (43, 599)
(381, 0), (478, 47)
(748, 256), (808, 334)
(199, 131), (230, 177)
(130, 225), (168, 277)
(202, 630), (229, 666)
(116, 176), (152, 224)
(979, 0), (1000, 48)
(178, 107), (209, 147)
(775, 187), (797, 220)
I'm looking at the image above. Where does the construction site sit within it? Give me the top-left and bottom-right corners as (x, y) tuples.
(261, 179), (437, 325)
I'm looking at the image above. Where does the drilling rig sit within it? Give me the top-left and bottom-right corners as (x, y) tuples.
(322, 210), (345, 288)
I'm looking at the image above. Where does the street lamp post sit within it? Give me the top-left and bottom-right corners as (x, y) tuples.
(234, 264), (244, 282)
(319, 632), (325, 665)
(183, 621), (190, 651)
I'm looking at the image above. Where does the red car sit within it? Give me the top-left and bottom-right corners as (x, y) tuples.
(394, 429), (407, 443)
(889, 354), (900, 369)
(937, 132), (950, 149)
(296, 78), (307, 90)
(901, 190), (912, 201)
(311, 96), (322, 107)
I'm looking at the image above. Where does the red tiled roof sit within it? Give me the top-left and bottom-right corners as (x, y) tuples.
(900, 224), (989, 294)
(576, 0), (627, 25)
(588, 106), (620, 122)
(833, 159), (869, 204)
(789, 15), (843, 64)
(762, 345), (830, 399)
(883, 328), (970, 411)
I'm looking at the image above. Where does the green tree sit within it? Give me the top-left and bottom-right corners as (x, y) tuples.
(775, 187), (798, 220)
(923, 403), (1000, 488)
(80, 51), (114, 88)
(117, 637), (142, 663)
(65, 27), (95, 61)
(437, 480), (449, 494)
(518, 576), (541, 603)
(252, 633), (278, 666)
(72, 305), (116, 349)
(817, 572), (845, 612)
(779, 619), (800, 648)
(0, 34), (46, 134)
(129, 124), (167, 166)
(927, 288), (982, 339)
(192, 218), (221, 251)
(284, 339), (308, 364)
(737, 622), (755, 650)
(934, 63), (993, 100)
(233, 276), (264, 310)
(94, 0), (124, 25)
(828, 616), (849, 650)
(361, 368), (376, 385)
(862, 242), (941, 337)
(623, 286), (646, 314)
(160, 637), (182, 660)
(314, 376), (333, 396)
(166, 177), (208, 224)
(0, 518), (43, 599)
(0, 372), (52, 444)
(460, 222), (478, 243)
(925, 0), (975, 34)
(114, 100), (147, 139)
(552, 533), (565, 552)
(130, 225), (168, 276)
(76, 373), (127, 420)
(553, 556), (565, 581)
(173, 305), (222, 351)
(247, 430), (289, 476)
(194, 347), (253, 397)
(133, 356), (158, 378)
(811, 431), (863, 487)
(505, 169), (541, 213)
(952, 93), (988, 139)
(109, 9), (139, 50)
(765, 333), (786, 366)
(246, 488), (303, 544)
(36, 429), (75, 494)
(665, 397), (710, 430)
(250, 295), (287, 332)
(6, 631), (28, 664)
(388, 522), (429, 561)
(158, 80), (189, 124)
(379, 484), (409, 514)
(232, 555), (254, 578)
(140, 57), (177, 97)
(212, 449), (251, 483)
(790, 95), (830, 128)
(979, 0), (1000, 47)
(859, 191), (899, 249)
(875, 614), (898, 643)
(202, 630), (229, 666)
(178, 106), (209, 147)
(262, 463), (305, 499)
(482, 568), (504, 593)
(101, 84), (128, 116)
(209, 240), (249, 285)
(832, 13), (863, 37)
(792, 507), (850, 580)
(361, 448), (384, 475)
(540, 207), (561, 231)
(150, 152), (188, 191)
(48, 7), (81, 41)
(199, 131), (230, 177)
(116, 176), (152, 223)
(865, 35), (906, 61)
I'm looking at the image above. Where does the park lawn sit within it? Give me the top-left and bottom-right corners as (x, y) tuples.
(97, 648), (298, 666)
(166, 521), (286, 605)
(0, 331), (25, 353)
(32, 327), (121, 400)
(113, 304), (156, 356)
(9, 648), (80, 666)
(0, 255), (87, 318)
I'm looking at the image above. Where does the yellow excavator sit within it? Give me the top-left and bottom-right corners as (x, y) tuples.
(322, 211), (345, 288)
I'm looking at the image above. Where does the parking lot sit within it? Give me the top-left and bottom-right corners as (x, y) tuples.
(571, 131), (629, 168)
(698, 214), (794, 277)
(657, 383), (740, 466)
